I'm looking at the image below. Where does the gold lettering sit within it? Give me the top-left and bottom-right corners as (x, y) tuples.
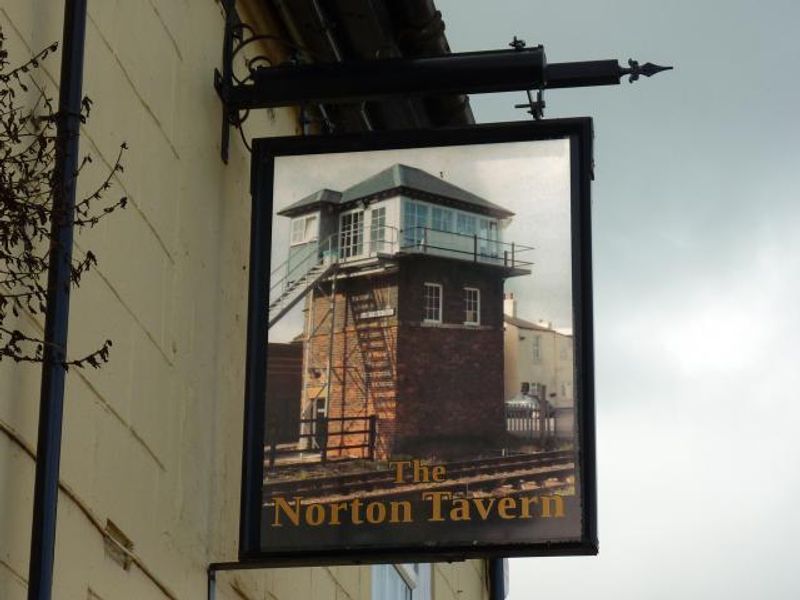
(389, 460), (413, 483)
(272, 496), (302, 526)
(497, 497), (516, 519)
(389, 500), (412, 523)
(350, 498), (364, 524)
(431, 465), (446, 482)
(366, 501), (387, 524)
(329, 501), (348, 525)
(540, 495), (565, 518)
(449, 497), (471, 521)
(520, 496), (539, 518)
(412, 459), (430, 482)
(472, 497), (496, 520)
(423, 491), (452, 521)
(306, 503), (325, 526)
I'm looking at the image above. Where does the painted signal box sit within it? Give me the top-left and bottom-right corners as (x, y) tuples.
(270, 164), (532, 458)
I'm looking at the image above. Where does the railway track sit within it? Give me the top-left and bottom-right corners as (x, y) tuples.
(263, 449), (575, 503)
(293, 463), (574, 506)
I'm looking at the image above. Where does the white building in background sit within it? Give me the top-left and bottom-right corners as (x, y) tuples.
(503, 294), (574, 411)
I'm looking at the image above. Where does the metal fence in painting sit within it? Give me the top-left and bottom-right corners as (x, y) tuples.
(266, 414), (378, 468)
(506, 404), (574, 442)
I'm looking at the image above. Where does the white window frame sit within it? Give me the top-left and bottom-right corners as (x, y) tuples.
(479, 218), (499, 257)
(339, 208), (365, 259)
(370, 205), (387, 254)
(396, 564), (417, 589)
(403, 199), (430, 247)
(423, 282), (442, 324)
(290, 214), (318, 246)
(403, 199), (501, 250)
(372, 564), (431, 600)
(464, 287), (480, 325)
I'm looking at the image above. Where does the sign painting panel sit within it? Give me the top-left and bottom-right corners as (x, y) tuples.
(241, 120), (596, 565)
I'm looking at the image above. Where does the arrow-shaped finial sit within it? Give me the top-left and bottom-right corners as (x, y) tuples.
(621, 59), (673, 83)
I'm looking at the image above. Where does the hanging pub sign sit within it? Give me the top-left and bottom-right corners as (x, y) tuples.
(239, 118), (597, 566)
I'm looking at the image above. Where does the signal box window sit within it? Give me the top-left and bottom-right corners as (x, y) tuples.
(290, 214), (318, 245)
(423, 283), (442, 323)
(464, 287), (480, 325)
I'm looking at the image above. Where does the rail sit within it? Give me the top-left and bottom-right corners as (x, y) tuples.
(269, 231), (338, 300)
(399, 226), (534, 269)
(262, 449), (574, 498)
(268, 224), (533, 317)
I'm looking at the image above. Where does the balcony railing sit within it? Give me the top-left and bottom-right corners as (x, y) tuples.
(333, 224), (533, 269)
(397, 226), (533, 269)
(269, 225), (533, 301)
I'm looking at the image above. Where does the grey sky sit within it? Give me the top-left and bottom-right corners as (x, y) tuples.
(270, 140), (573, 342)
(436, 0), (800, 598)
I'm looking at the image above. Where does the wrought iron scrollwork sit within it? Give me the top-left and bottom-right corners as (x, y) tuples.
(214, 3), (323, 160)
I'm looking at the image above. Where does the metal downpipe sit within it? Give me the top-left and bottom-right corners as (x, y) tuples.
(27, 0), (88, 598)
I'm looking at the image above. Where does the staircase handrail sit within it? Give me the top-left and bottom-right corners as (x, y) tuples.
(269, 231), (339, 298)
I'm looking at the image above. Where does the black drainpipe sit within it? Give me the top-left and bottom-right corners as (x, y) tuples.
(27, 1), (87, 599)
(489, 557), (507, 600)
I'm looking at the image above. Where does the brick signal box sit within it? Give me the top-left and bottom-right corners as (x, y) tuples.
(269, 164), (531, 459)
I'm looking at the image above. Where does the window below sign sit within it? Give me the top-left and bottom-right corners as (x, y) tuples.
(372, 564), (431, 600)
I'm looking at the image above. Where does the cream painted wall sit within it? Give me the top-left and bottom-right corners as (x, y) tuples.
(504, 310), (574, 408)
(0, 1), (489, 599)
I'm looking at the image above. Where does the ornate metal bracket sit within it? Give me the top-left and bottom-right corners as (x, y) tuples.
(214, 2), (337, 161)
(214, 0), (243, 163)
(214, 8), (671, 163)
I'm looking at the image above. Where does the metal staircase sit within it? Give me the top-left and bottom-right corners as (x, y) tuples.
(349, 292), (395, 391)
(268, 228), (400, 460)
(268, 233), (338, 329)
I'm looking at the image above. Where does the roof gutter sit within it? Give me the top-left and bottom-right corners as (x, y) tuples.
(385, 0), (474, 126)
(267, 0), (474, 132)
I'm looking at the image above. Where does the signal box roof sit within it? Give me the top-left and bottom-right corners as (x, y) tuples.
(278, 164), (513, 218)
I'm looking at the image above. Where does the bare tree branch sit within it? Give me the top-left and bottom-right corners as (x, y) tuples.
(0, 30), (127, 368)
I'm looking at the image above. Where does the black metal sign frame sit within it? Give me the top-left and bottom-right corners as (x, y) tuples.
(238, 118), (597, 567)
